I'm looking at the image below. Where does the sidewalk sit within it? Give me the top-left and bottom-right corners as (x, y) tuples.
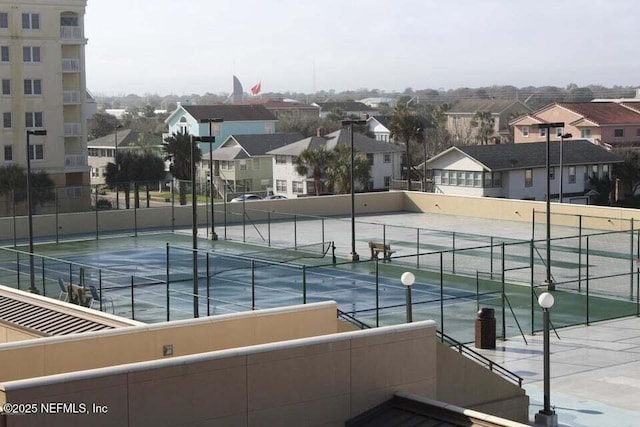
(476, 317), (640, 426)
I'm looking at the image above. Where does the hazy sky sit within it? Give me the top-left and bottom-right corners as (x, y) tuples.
(85, 0), (640, 96)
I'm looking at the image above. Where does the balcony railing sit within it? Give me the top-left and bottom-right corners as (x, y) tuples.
(63, 90), (81, 105)
(65, 154), (88, 173)
(60, 26), (83, 41)
(61, 58), (81, 73)
(63, 122), (82, 137)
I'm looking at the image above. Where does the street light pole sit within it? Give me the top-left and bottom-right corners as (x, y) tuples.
(537, 122), (564, 291)
(535, 292), (557, 427)
(558, 133), (572, 203)
(401, 272), (415, 322)
(199, 118), (223, 240)
(26, 129), (47, 294)
(114, 124), (122, 209)
(342, 119), (367, 262)
(190, 134), (215, 318)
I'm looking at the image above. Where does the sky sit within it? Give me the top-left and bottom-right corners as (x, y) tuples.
(84, 0), (640, 96)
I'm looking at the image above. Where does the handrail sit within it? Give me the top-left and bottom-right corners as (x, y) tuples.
(337, 309), (372, 329)
(437, 330), (523, 388)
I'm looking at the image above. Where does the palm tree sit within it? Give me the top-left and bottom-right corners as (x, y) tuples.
(389, 104), (424, 190)
(325, 144), (370, 194)
(105, 151), (134, 208)
(294, 146), (334, 196)
(163, 129), (200, 205)
(0, 165), (54, 215)
(470, 111), (495, 145)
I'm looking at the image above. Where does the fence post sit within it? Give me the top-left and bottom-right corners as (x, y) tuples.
(171, 182), (175, 232)
(530, 239), (535, 335)
(375, 259), (379, 327)
(134, 183), (138, 237)
(41, 258), (45, 296)
(95, 187), (99, 240)
(416, 228), (420, 269)
(12, 190), (16, 247)
(452, 232), (456, 274)
(251, 260), (256, 309)
(301, 265), (307, 305)
(586, 236), (590, 326)
(490, 236), (494, 280)
(166, 243), (170, 322)
(268, 211), (271, 247)
(502, 242), (506, 340)
(294, 215), (297, 249)
(98, 269), (103, 312)
(16, 252), (20, 290)
(475, 270), (480, 312)
(55, 190), (59, 244)
(322, 218), (325, 245)
(130, 276), (135, 320)
(206, 253), (210, 317)
(631, 219), (635, 300)
(578, 215), (582, 293)
(440, 252), (444, 338)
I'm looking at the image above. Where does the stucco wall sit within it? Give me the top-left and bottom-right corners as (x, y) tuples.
(0, 325), (40, 345)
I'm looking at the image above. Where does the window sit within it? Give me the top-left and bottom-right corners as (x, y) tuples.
(457, 171), (464, 186)
(91, 168), (99, 178)
(591, 164), (599, 177)
(0, 13), (7, 29)
(581, 128), (592, 138)
(493, 172), (502, 188)
(602, 164), (609, 177)
(384, 153), (391, 163)
(28, 144), (43, 160)
(441, 170), (448, 185)
(484, 172), (492, 187)
(25, 111), (43, 128)
(276, 180), (286, 192)
(1, 79), (9, 95)
(23, 46), (40, 63)
(60, 16), (78, 26)
(465, 172), (473, 187)
(384, 176), (391, 187)
(474, 172), (482, 187)
(366, 153), (374, 166)
(568, 166), (576, 184)
(434, 170), (441, 184)
(539, 127), (547, 137)
(292, 181), (304, 194)
(275, 155), (286, 165)
(549, 167), (555, 180)
(524, 169), (533, 187)
(450, 171), (457, 185)
(555, 127), (564, 137)
(253, 158), (260, 170)
(239, 160), (247, 171)
(2, 112), (10, 128)
(24, 79), (42, 95)
(22, 13), (40, 30)
(614, 128), (624, 138)
(522, 126), (529, 137)
(1, 46), (8, 62)
(3, 145), (11, 161)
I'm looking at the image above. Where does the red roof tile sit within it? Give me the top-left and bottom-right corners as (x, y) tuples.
(559, 102), (640, 125)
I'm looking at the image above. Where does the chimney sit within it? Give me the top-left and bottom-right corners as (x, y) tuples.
(316, 127), (325, 137)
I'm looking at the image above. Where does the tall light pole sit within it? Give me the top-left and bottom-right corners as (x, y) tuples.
(558, 133), (572, 203)
(401, 271), (415, 323)
(536, 122), (564, 292)
(114, 124), (122, 209)
(190, 134), (215, 318)
(535, 292), (557, 427)
(342, 119), (367, 262)
(26, 129), (47, 294)
(199, 118), (224, 240)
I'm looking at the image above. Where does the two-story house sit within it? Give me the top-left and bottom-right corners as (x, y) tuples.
(87, 129), (139, 185)
(426, 140), (621, 202)
(266, 129), (403, 198)
(445, 99), (531, 144)
(510, 102), (640, 148)
(209, 132), (303, 195)
(164, 104), (278, 152)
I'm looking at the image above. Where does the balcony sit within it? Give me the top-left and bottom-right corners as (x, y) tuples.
(63, 122), (82, 137)
(60, 26), (83, 42)
(61, 58), (81, 73)
(65, 154), (88, 173)
(63, 90), (81, 105)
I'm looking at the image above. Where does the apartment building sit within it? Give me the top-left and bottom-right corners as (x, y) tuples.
(0, 0), (90, 211)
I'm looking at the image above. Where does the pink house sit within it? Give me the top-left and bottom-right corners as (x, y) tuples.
(510, 102), (640, 147)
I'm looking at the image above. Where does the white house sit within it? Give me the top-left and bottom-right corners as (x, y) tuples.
(367, 115), (393, 142)
(426, 140), (621, 202)
(267, 129), (403, 198)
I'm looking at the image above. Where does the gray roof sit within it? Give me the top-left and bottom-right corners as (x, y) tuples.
(266, 129), (403, 156)
(441, 140), (621, 171)
(446, 99), (530, 115)
(314, 101), (376, 112)
(370, 115), (392, 128)
(229, 133), (304, 156)
(88, 129), (139, 148)
(182, 104), (276, 121)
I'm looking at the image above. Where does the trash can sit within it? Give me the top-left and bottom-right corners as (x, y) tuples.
(474, 308), (496, 349)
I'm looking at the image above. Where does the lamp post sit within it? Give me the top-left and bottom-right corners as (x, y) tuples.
(199, 118), (224, 240)
(558, 133), (572, 203)
(535, 292), (557, 427)
(190, 134), (216, 318)
(536, 122), (564, 291)
(114, 124), (122, 209)
(26, 129), (47, 294)
(341, 119), (367, 262)
(401, 271), (415, 322)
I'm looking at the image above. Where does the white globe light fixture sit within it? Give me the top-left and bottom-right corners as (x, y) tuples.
(401, 272), (415, 287)
(538, 292), (555, 309)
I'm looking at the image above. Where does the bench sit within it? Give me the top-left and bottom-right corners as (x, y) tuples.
(369, 241), (396, 261)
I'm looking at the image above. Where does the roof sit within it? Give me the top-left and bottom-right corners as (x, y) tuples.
(428, 140), (622, 171)
(446, 99), (529, 115)
(181, 104), (277, 121)
(313, 101), (376, 112)
(214, 133), (305, 160)
(369, 115), (392, 128)
(558, 102), (640, 125)
(266, 129), (402, 156)
(234, 99), (319, 110)
(88, 129), (139, 148)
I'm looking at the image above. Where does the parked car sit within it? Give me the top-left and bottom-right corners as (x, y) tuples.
(264, 194), (287, 200)
(230, 194), (262, 202)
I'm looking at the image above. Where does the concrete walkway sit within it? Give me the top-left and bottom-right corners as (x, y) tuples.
(477, 316), (640, 427)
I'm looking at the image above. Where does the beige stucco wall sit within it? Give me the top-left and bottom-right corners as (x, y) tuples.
(0, 325), (40, 344)
(0, 320), (527, 426)
(0, 301), (339, 383)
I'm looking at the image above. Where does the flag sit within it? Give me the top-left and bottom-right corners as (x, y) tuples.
(251, 82), (261, 95)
